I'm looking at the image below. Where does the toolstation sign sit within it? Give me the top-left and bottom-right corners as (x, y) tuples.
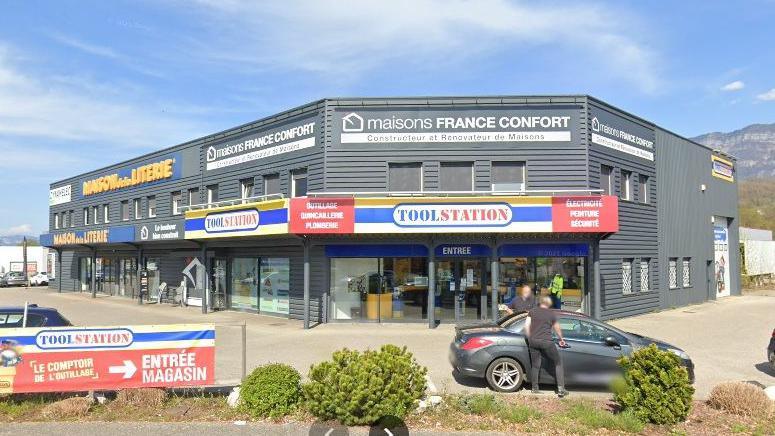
(392, 203), (512, 227)
(287, 195), (618, 234)
(184, 195), (618, 239)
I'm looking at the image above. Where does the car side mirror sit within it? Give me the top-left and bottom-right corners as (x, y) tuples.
(604, 336), (620, 348)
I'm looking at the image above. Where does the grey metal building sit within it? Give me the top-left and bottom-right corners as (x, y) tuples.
(41, 95), (740, 326)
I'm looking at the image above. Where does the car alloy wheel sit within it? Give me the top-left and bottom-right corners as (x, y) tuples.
(486, 357), (524, 393)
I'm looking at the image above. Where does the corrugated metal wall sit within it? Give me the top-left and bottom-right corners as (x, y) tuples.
(655, 128), (740, 308)
(586, 99), (660, 320)
(323, 97), (590, 191)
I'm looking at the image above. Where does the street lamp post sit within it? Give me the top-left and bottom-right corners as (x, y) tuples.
(23, 236), (29, 288)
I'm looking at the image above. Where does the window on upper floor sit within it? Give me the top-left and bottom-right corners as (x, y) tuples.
(148, 196), (157, 218)
(206, 185), (218, 206)
(133, 198), (142, 220)
(83, 208), (90, 225)
(291, 169), (307, 197)
(240, 178), (254, 203)
(103, 204), (110, 223)
(121, 201), (129, 221)
(388, 163), (422, 192)
(188, 187), (199, 206)
(54, 213), (60, 229)
(639, 175), (650, 204)
(264, 174), (280, 196)
(171, 191), (182, 215)
(491, 161), (526, 191)
(93, 205), (100, 224)
(621, 170), (632, 201)
(601, 165), (614, 195)
(440, 162), (473, 191)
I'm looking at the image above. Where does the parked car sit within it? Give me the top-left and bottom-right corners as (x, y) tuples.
(768, 328), (775, 370)
(0, 272), (26, 287)
(449, 311), (694, 392)
(29, 272), (49, 286)
(0, 304), (72, 328)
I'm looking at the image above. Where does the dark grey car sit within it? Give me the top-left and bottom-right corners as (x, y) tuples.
(449, 311), (694, 392)
(0, 272), (26, 287)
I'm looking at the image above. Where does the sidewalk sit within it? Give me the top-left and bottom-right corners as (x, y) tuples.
(4, 287), (773, 398)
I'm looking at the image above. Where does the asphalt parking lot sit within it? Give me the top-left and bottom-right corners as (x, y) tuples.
(2, 287), (773, 398)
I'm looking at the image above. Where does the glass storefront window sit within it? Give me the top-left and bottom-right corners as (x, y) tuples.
(330, 257), (428, 321)
(211, 259), (228, 310)
(146, 258), (160, 295)
(79, 257), (92, 292)
(119, 258), (137, 298)
(331, 258), (376, 320)
(382, 257), (428, 321)
(231, 257), (258, 310)
(259, 258), (290, 315)
(498, 257), (585, 311)
(435, 259), (487, 322)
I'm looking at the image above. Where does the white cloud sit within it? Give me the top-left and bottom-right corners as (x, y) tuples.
(756, 88), (775, 101)
(184, 0), (661, 93)
(49, 33), (120, 59)
(0, 44), (207, 148)
(720, 80), (745, 91)
(0, 224), (33, 236)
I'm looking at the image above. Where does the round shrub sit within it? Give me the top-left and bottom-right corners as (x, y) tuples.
(239, 363), (301, 419)
(707, 382), (773, 417)
(303, 344), (427, 426)
(612, 344), (694, 424)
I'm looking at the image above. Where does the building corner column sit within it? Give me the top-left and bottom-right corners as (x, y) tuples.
(201, 243), (208, 314)
(427, 238), (435, 329)
(91, 249), (97, 299)
(303, 237), (311, 329)
(137, 248), (144, 304)
(56, 248), (62, 293)
(593, 238), (602, 319)
(490, 238), (499, 321)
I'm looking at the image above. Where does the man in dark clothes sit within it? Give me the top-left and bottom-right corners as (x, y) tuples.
(506, 285), (535, 314)
(525, 296), (568, 397)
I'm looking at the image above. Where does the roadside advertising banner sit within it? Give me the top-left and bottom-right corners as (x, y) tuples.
(0, 324), (214, 394)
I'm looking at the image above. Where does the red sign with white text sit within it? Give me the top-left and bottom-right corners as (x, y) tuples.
(289, 197), (355, 234)
(0, 324), (214, 394)
(551, 195), (619, 233)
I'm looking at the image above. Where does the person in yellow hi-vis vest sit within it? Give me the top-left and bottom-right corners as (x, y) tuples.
(549, 273), (563, 309)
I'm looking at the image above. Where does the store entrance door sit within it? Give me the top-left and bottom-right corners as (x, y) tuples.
(436, 258), (487, 323)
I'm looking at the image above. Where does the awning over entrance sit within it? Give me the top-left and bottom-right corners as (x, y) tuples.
(181, 193), (619, 240)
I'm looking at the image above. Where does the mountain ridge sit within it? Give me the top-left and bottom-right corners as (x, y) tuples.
(692, 122), (775, 179)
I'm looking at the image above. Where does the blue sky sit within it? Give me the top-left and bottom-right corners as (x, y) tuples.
(1, 0), (774, 236)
